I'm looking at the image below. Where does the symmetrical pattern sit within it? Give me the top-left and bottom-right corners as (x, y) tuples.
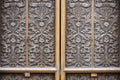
(0, 74), (24, 80)
(28, 0), (55, 67)
(94, 0), (120, 67)
(66, 74), (120, 80)
(66, 0), (92, 67)
(96, 74), (120, 80)
(0, 0), (26, 67)
(67, 74), (90, 80)
(0, 74), (54, 80)
(29, 74), (54, 80)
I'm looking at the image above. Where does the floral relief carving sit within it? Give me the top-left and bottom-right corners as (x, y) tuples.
(97, 74), (120, 80)
(28, 0), (55, 67)
(66, 0), (92, 67)
(0, 74), (24, 80)
(67, 74), (90, 80)
(29, 74), (54, 80)
(94, 0), (120, 67)
(66, 74), (120, 80)
(66, 0), (120, 68)
(0, 0), (26, 67)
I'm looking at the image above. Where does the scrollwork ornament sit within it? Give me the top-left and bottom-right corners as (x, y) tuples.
(28, 0), (55, 67)
(94, 0), (120, 67)
(66, 0), (92, 67)
(0, 0), (26, 67)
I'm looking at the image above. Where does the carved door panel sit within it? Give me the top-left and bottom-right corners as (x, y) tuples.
(61, 0), (120, 80)
(0, 0), (60, 80)
(0, 0), (120, 80)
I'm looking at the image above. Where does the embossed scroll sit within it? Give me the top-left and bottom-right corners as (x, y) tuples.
(0, 0), (26, 67)
(30, 74), (54, 80)
(94, 0), (120, 67)
(28, 0), (55, 67)
(67, 74), (91, 80)
(66, 0), (120, 68)
(0, 74), (24, 80)
(97, 74), (120, 80)
(66, 73), (120, 80)
(66, 0), (92, 67)
(0, 73), (54, 80)
(0, 0), (55, 67)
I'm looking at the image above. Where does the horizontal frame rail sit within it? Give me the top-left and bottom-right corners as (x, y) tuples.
(0, 68), (57, 73)
(64, 68), (120, 73)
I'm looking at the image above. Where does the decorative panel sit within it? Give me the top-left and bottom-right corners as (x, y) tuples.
(94, 0), (120, 67)
(66, 0), (92, 67)
(28, 0), (55, 67)
(66, 74), (120, 80)
(66, 74), (91, 80)
(0, 0), (26, 67)
(29, 74), (54, 80)
(0, 74), (24, 80)
(96, 74), (120, 80)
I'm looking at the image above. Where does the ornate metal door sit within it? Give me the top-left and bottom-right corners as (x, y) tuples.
(0, 0), (60, 80)
(0, 0), (120, 80)
(61, 0), (120, 80)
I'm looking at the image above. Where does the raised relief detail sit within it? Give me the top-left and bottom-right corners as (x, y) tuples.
(29, 74), (54, 80)
(67, 74), (90, 80)
(28, 0), (55, 67)
(66, 0), (92, 67)
(97, 74), (120, 80)
(0, 0), (26, 67)
(94, 0), (120, 67)
(0, 74), (24, 80)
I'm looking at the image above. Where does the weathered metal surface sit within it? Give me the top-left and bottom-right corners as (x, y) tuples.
(67, 74), (91, 80)
(96, 74), (120, 80)
(66, 0), (92, 67)
(0, 73), (54, 80)
(0, 74), (24, 80)
(28, 0), (55, 67)
(94, 0), (120, 67)
(65, 0), (120, 68)
(29, 74), (54, 80)
(0, 0), (26, 67)
(66, 73), (120, 80)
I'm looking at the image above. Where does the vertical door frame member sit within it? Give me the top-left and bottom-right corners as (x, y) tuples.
(55, 0), (60, 80)
(91, 0), (95, 68)
(61, 0), (66, 80)
(25, 0), (29, 67)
